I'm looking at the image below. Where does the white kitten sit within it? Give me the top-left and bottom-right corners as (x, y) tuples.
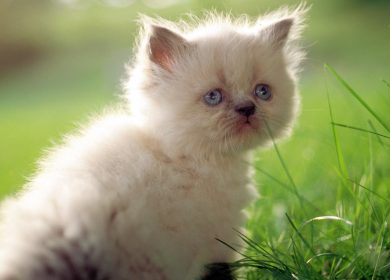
(0, 6), (306, 280)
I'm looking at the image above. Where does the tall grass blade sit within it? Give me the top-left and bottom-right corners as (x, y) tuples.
(233, 229), (290, 269)
(325, 84), (349, 178)
(368, 120), (385, 147)
(371, 221), (387, 280)
(252, 166), (320, 212)
(263, 121), (305, 210)
(246, 160), (295, 195)
(215, 238), (248, 258)
(331, 122), (390, 139)
(285, 213), (316, 255)
(382, 79), (390, 89)
(325, 64), (390, 132)
(344, 178), (390, 203)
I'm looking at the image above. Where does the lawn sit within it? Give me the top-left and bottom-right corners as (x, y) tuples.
(0, 0), (389, 278)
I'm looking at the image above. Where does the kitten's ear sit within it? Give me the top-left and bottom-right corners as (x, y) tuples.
(148, 25), (189, 71)
(261, 18), (294, 48)
(259, 5), (308, 48)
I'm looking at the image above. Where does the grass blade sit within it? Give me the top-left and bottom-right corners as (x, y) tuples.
(285, 213), (316, 255)
(301, 215), (353, 228)
(344, 177), (390, 203)
(325, 64), (390, 133)
(331, 122), (390, 139)
(368, 120), (385, 147)
(371, 221), (388, 279)
(263, 121), (305, 210)
(325, 84), (349, 178)
(382, 79), (390, 89)
(251, 166), (320, 212)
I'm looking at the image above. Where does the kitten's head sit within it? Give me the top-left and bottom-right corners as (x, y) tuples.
(126, 6), (307, 156)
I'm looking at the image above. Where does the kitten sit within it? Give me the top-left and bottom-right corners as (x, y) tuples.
(0, 6), (306, 280)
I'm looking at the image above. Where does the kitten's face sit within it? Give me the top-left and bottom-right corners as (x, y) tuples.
(128, 11), (305, 155)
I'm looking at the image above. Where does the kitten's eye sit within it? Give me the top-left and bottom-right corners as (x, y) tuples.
(254, 84), (272, 101)
(204, 89), (223, 106)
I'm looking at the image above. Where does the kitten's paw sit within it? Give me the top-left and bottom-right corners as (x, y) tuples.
(201, 263), (234, 280)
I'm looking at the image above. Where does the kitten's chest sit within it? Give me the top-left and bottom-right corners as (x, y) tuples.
(113, 155), (257, 279)
(149, 158), (254, 226)
(158, 157), (250, 201)
(144, 158), (255, 276)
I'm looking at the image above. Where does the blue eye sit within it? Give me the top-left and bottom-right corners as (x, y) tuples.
(204, 89), (223, 106)
(254, 84), (272, 100)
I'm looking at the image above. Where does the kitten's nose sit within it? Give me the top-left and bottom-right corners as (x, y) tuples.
(235, 101), (256, 117)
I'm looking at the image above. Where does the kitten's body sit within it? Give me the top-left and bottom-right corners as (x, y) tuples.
(0, 115), (253, 279)
(0, 7), (306, 280)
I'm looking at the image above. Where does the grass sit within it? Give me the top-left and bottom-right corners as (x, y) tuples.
(0, 1), (389, 279)
(231, 67), (390, 279)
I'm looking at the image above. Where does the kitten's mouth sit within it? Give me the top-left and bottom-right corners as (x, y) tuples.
(236, 117), (258, 134)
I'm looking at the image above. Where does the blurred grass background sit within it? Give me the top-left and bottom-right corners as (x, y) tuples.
(0, 0), (389, 277)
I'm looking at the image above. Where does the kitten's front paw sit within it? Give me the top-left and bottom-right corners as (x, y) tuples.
(201, 263), (234, 280)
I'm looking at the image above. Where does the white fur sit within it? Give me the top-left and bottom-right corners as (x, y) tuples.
(0, 7), (306, 280)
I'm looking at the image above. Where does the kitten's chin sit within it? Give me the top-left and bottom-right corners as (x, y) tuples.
(226, 117), (265, 152)
(236, 122), (256, 135)
(234, 117), (260, 137)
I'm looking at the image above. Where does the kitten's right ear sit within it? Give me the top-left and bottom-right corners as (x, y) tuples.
(147, 25), (189, 72)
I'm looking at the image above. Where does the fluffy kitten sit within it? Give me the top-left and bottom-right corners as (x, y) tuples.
(0, 6), (306, 280)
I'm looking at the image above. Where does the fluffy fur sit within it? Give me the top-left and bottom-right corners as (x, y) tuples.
(0, 6), (306, 280)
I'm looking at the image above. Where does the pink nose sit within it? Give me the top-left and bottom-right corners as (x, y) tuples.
(235, 102), (256, 117)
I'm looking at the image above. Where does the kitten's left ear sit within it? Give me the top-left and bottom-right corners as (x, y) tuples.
(261, 18), (295, 48)
(148, 25), (189, 71)
(259, 6), (308, 49)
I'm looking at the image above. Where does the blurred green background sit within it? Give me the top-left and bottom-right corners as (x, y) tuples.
(0, 0), (389, 197)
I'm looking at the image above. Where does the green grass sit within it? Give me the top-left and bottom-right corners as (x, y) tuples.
(0, 0), (389, 279)
(233, 68), (390, 279)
